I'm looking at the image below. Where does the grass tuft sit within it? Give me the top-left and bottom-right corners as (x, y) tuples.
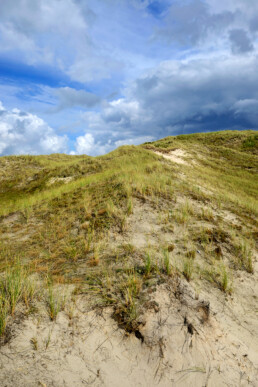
(46, 281), (66, 321)
(0, 263), (36, 337)
(182, 258), (194, 281)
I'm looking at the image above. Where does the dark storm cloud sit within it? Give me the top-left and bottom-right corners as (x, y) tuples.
(135, 56), (258, 132)
(86, 55), (258, 143)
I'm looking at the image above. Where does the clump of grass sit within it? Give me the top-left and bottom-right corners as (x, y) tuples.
(110, 269), (144, 332)
(30, 336), (38, 350)
(124, 274), (142, 306)
(186, 249), (196, 259)
(0, 263), (36, 337)
(199, 206), (214, 222)
(174, 199), (194, 224)
(183, 200), (194, 216)
(127, 197), (133, 215)
(234, 238), (254, 273)
(46, 281), (66, 321)
(106, 199), (117, 218)
(119, 243), (135, 255)
(220, 266), (230, 293)
(182, 258), (194, 281)
(62, 241), (80, 262)
(44, 329), (53, 350)
(202, 263), (232, 294)
(163, 248), (172, 275)
(85, 227), (95, 253)
(2, 265), (35, 314)
(89, 244), (100, 267)
(0, 298), (8, 336)
(144, 252), (152, 277)
(119, 214), (128, 233)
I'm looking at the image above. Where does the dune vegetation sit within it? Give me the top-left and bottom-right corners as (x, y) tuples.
(0, 130), (257, 385)
(0, 130), (257, 334)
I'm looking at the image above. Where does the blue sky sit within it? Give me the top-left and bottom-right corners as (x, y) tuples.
(0, 0), (257, 156)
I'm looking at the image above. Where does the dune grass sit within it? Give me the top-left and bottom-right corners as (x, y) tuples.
(0, 263), (36, 336)
(0, 130), (257, 336)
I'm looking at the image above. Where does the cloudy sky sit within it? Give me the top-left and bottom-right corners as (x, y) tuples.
(0, 0), (257, 156)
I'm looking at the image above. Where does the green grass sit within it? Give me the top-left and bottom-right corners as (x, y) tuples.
(145, 130), (258, 217)
(182, 258), (194, 281)
(202, 263), (232, 294)
(0, 263), (36, 336)
(47, 281), (66, 321)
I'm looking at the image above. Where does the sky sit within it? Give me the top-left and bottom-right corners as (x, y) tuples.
(0, 0), (257, 156)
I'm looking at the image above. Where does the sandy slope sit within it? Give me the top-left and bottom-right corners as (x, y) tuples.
(0, 276), (257, 386)
(0, 147), (257, 386)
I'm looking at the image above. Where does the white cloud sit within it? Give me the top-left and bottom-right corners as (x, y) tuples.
(73, 133), (95, 154)
(114, 135), (154, 147)
(71, 133), (113, 155)
(0, 0), (129, 82)
(71, 131), (154, 156)
(0, 0), (89, 66)
(0, 102), (68, 155)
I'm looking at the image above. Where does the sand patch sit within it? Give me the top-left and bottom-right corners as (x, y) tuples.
(0, 281), (257, 387)
(155, 149), (190, 165)
(46, 176), (73, 186)
(109, 199), (171, 249)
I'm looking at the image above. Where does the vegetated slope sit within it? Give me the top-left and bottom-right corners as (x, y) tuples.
(0, 130), (257, 386)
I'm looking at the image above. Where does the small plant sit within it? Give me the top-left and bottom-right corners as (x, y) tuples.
(202, 263), (232, 294)
(22, 206), (32, 223)
(62, 241), (79, 262)
(0, 264), (36, 337)
(144, 252), (152, 276)
(3, 266), (25, 315)
(163, 249), (172, 275)
(30, 336), (38, 350)
(90, 244), (100, 266)
(120, 243), (135, 255)
(236, 239), (254, 274)
(127, 197), (133, 215)
(220, 266), (229, 293)
(1, 264), (35, 316)
(85, 227), (94, 253)
(186, 249), (196, 259)
(200, 206), (214, 222)
(182, 258), (193, 281)
(47, 281), (66, 321)
(120, 214), (127, 233)
(125, 274), (142, 302)
(106, 199), (117, 218)
(174, 200), (194, 225)
(0, 297), (8, 336)
(44, 329), (52, 349)
(183, 200), (194, 216)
